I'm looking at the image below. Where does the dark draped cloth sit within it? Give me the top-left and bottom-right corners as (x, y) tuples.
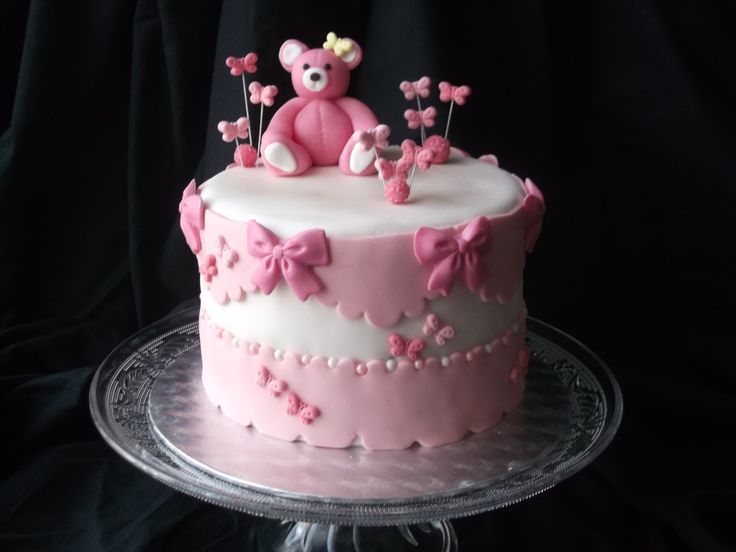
(1, 1), (734, 550)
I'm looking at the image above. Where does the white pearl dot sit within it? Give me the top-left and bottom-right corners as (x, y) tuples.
(466, 352), (474, 362)
(327, 357), (338, 369)
(441, 356), (450, 367)
(356, 363), (367, 375)
(274, 349), (284, 361)
(232, 338), (239, 348)
(484, 344), (493, 354)
(385, 359), (397, 372)
(414, 360), (424, 370)
(301, 354), (311, 365)
(502, 335), (510, 345)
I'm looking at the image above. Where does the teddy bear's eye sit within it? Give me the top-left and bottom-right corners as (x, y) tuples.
(303, 63), (310, 70)
(325, 63), (332, 71)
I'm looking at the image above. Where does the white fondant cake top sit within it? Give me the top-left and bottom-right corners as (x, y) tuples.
(199, 153), (524, 237)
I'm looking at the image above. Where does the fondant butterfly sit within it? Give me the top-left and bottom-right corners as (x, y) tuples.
(438, 82), (472, 105)
(286, 392), (321, 424)
(217, 117), (250, 142)
(249, 82), (279, 106)
(323, 32), (353, 58)
(388, 333), (425, 361)
(225, 52), (258, 76)
(399, 76), (432, 100)
(215, 236), (239, 268)
(255, 366), (271, 387)
(354, 124), (391, 151)
(422, 313), (455, 346)
(414, 146), (436, 170)
(404, 107), (437, 129)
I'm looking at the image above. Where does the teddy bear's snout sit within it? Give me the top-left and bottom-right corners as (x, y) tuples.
(301, 67), (329, 92)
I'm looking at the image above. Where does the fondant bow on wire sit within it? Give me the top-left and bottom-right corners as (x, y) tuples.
(247, 221), (330, 301)
(404, 107), (437, 129)
(414, 216), (491, 295)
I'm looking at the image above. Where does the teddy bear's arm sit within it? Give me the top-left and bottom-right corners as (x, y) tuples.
(334, 97), (379, 132)
(335, 97), (379, 176)
(263, 97), (311, 139)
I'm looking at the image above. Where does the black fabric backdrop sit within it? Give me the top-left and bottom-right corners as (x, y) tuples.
(1, 0), (735, 550)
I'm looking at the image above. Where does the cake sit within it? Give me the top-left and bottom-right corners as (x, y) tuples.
(178, 34), (545, 450)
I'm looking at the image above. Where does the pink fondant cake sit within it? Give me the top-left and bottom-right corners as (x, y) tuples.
(179, 33), (545, 450)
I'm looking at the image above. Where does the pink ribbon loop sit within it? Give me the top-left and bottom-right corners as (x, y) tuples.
(413, 216), (491, 295)
(179, 179), (204, 253)
(247, 221), (330, 301)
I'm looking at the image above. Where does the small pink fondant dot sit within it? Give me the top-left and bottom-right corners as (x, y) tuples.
(356, 363), (368, 375)
(465, 352), (474, 362)
(214, 328), (223, 338)
(248, 343), (260, 355)
(502, 335), (510, 345)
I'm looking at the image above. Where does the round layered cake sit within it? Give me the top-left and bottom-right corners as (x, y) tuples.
(180, 152), (544, 449)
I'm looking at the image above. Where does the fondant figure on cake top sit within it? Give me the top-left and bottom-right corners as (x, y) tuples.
(261, 33), (379, 176)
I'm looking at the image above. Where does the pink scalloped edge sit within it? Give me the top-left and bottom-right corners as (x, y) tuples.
(199, 306), (527, 374)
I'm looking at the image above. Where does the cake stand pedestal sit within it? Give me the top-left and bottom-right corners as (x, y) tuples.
(90, 308), (622, 551)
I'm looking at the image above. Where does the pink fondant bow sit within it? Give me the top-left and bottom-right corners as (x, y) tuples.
(249, 81), (279, 106)
(414, 216), (491, 295)
(225, 52), (258, 76)
(179, 179), (204, 253)
(522, 178), (545, 253)
(247, 221), (329, 301)
(404, 107), (437, 129)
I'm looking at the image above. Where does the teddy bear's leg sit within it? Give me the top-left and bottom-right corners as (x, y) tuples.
(262, 135), (313, 176)
(338, 136), (377, 176)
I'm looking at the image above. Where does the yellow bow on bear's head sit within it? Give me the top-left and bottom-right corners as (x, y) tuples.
(323, 32), (353, 59)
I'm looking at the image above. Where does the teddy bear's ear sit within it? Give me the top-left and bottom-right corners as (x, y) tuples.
(339, 38), (363, 70)
(279, 39), (308, 72)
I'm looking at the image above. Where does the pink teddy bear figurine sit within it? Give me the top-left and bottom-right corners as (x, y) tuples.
(261, 36), (379, 176)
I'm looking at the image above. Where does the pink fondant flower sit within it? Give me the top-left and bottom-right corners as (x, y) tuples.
(247, 221), (330, 301)
(388, 333), (424, 361)
(414, 216), (492, 295)
(522, 178), (545, 253)
(226, 52), (258, 76)
(438, 82), (472, 105)
(248, 81), (279, 106)
(404, 107), (437, 129)
(198, 255), (218, 282)
(179, 179), (204, 253)
(218, 117), (250, 142)
(353, 124), (391, 151)
(399, 77), (432, 100)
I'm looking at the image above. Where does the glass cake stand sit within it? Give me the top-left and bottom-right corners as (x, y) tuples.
(89, 307), (622, 551)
